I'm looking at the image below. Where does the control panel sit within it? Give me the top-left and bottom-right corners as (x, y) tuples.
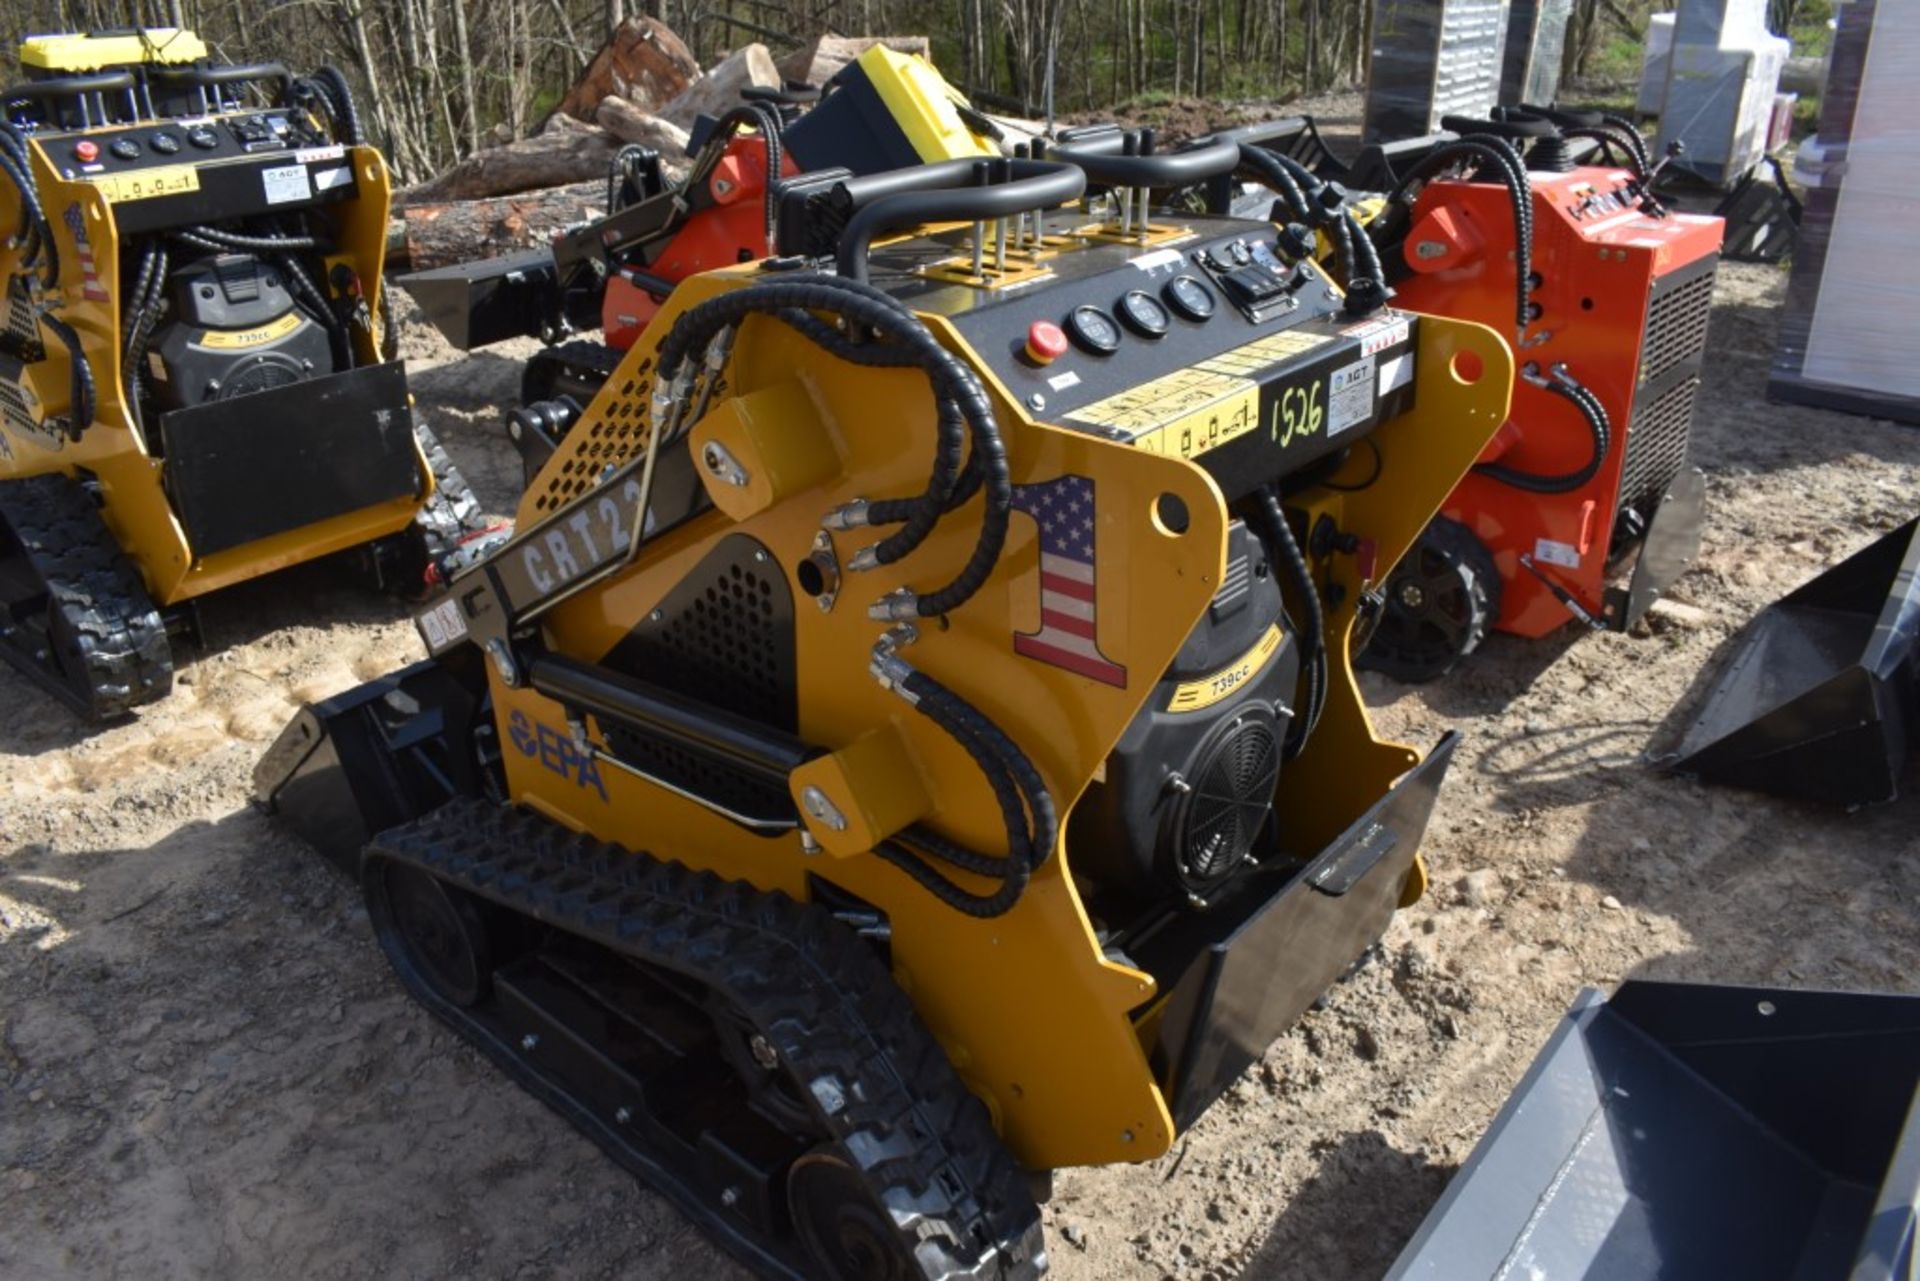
(878, 221), (1419, 500)
(46, 109), (332, 177)
(27, 109), (360, 235)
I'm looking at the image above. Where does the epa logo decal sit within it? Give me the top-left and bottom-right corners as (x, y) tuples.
(508, 710), (608, 801)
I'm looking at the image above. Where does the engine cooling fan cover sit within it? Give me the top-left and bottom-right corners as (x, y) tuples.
(1169, 704), (1283, 889)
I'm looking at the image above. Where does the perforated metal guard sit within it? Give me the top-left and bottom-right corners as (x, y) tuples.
(1621, 257), (1717, 513)
(1639, 265), (1716, 388)
(528, 358), (656, 516)
(0, 378), (35, 436)
(599, 534), (798, 820)
(3, 281), (41, 359)
(1621, 375), (1701, 512)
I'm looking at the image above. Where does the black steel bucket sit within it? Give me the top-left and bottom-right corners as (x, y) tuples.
(1389, 981), (1920, 1281)
(1663, 517), (1919, 806)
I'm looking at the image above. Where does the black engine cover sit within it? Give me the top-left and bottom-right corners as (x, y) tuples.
(1069, 521), (1299, 902)
(150, 254), (334, 408)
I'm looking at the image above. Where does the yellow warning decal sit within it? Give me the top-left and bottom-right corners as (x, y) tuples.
(1168, 623), (1283, 713)
(1067, 367), (1259, 460)
(91, 165), (200, 203)
(1195, 328), (1331, 375)
(195, 312), (304, 350)
(1064, 327), (1336, 459)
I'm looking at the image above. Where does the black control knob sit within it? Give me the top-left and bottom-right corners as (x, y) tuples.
(1115, 290), (1170, 339)
(186, 126), (218, 149)
(150, 131), (180, 155)
(1276, 223), (1315, 261)
(109, 137), (141, 161)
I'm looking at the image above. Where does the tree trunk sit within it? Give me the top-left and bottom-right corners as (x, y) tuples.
(402, 181), (606, 270)
(447, 0), (482, 153)
(399, 125), (622, 204)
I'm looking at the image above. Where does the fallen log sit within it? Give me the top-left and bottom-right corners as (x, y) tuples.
(399, 128), (621, 206)
(401, 181), (605, 270)
(777, 34), (929, 88)
(595, 96), (692, 167)
(656, 43), (781, 129)
(557, 16), (701, 121)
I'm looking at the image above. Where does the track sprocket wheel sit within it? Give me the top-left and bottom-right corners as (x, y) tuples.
(1356, 516), (1501, 683)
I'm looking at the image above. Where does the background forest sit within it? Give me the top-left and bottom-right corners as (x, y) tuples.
(8, 0), (1828, 183)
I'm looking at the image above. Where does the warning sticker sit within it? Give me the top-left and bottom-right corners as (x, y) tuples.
(1196, 328), (1330, 376)
(91, 164), (199, 203)
(1069, 366), (1252, 435)
(417, 597), (467, 651)
(1130, 385), (1260, 459)
(262, 164), (311, 205)
(1534, 537), (1581, 569)
(1327, 357), (1376, 435)
(1342, 314), (1411, 356)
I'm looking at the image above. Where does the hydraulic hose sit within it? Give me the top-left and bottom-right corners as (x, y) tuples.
(834, 160), (1085, 283)
(658, 275), (1011, 616)
(701, 103), (786, 248)
(42, 314), (95, 440)
(175, 223), (330, 253)
(1389, 136), (1534, 336)
(1565, 127), (1649, 180)
(1251, 487), (1327, 758)
(0, 122), (56, 286)
(874, 667), (1056, 918)
(122, 239), (169, 412)
(1598, 111), (1652, 175)
(774, 304), (979, 530)
(315, 66), (363, 146)
(1474, 367), (1612, 494)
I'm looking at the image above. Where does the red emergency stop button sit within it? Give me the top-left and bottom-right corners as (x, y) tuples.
(1025, 320), (1068, 365)
(73, 139), (99, 163)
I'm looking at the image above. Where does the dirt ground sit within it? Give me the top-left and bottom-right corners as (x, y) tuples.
(6, 183), (1920, 1280)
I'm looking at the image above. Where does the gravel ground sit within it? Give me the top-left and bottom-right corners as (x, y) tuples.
(4, 140), (1918, 1279)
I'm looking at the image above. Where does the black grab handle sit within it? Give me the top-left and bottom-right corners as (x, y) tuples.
(834, 159), (1085, 282)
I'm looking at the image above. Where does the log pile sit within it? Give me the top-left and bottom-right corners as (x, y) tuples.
(395, 23), (934, 270)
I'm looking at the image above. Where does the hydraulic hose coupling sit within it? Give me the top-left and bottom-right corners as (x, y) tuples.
(648, 377), (680, 440)
(869, 624), (921, 700)
(868, 586), (921, 621)
(821, 498), (872, 531)
(1521, 361), (1580, 391)
(848, 545), (882, 572)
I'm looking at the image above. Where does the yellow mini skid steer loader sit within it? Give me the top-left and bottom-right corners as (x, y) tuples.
(258, 146), (1513, 1277)
(0, 28), (489, 720)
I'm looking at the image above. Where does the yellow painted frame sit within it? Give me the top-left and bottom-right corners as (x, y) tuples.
(497, 262), (1511, 1171)
(0, 133), (425, 606)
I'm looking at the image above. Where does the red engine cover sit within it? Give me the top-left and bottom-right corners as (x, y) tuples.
(1394, 166), (1724, 636)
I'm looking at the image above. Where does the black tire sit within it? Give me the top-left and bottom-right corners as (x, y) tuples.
(1356, 516), (1501, 684)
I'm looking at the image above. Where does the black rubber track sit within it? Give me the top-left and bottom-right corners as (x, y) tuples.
(362, 797), (1047, 1281)
(409, 419), (490, 560)
(0, 473), (172, 719)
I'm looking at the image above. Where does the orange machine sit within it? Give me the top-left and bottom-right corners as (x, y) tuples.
(1354, 112), (1724, 679)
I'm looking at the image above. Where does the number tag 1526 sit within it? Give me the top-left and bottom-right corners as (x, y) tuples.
(1271, 380), (1324, 448)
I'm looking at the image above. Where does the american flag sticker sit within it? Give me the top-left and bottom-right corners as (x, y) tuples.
(63, 203), (110, 303)
(1011, 474), (1128, 688)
